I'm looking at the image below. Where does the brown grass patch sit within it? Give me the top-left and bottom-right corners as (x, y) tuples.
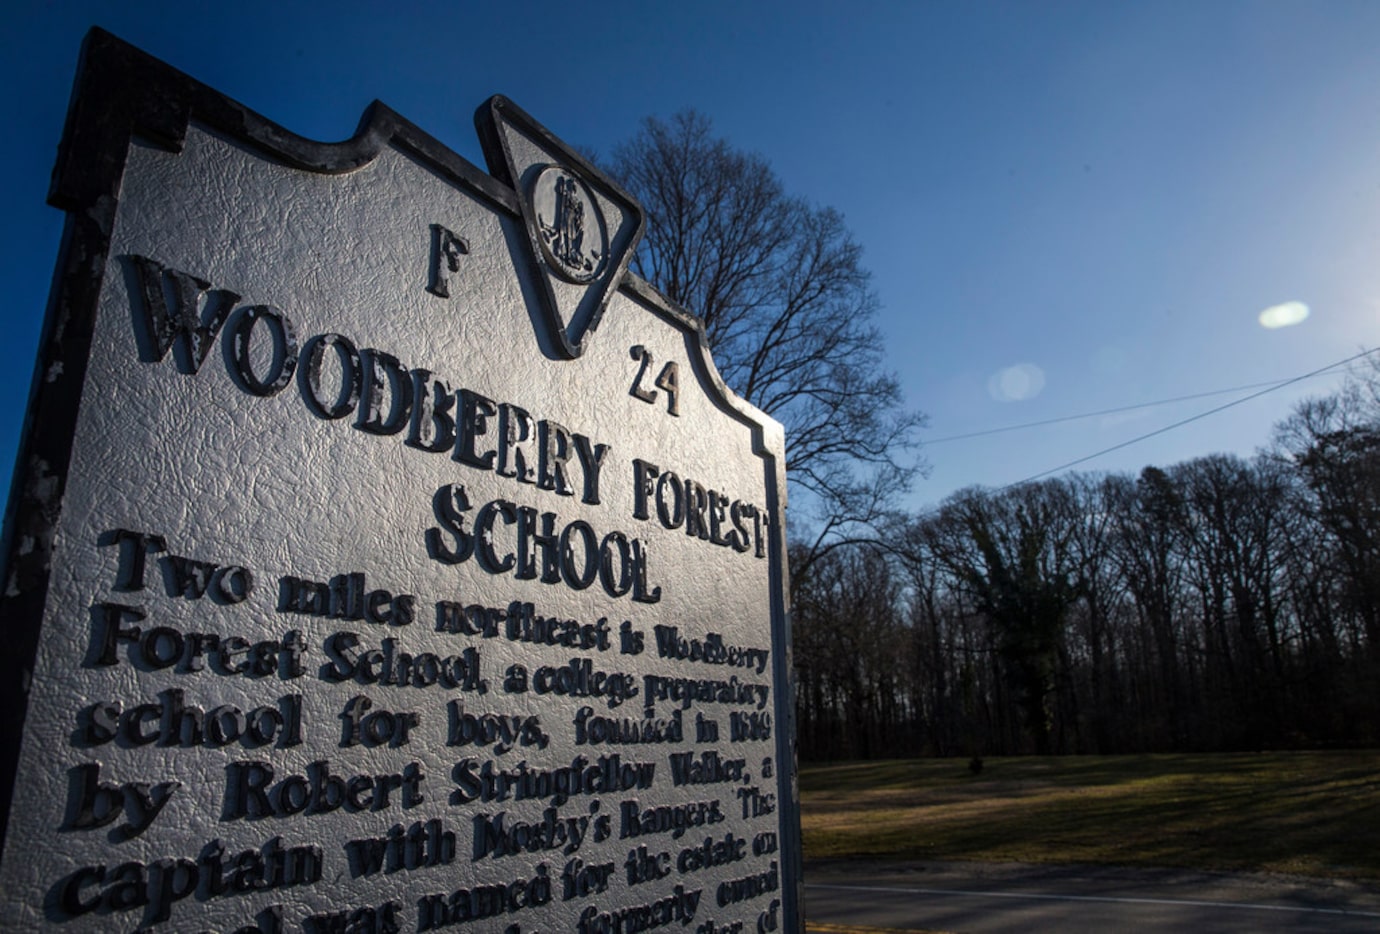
(800, 752), (1380, 879)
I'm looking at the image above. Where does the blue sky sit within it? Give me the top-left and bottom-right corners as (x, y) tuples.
(4, 1), (1379, 515)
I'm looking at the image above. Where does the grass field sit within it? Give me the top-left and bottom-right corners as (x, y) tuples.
(800, 751), (1380, 880)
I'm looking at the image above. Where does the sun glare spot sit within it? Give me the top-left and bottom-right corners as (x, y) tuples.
(988, 363), (1046, 402)
(1258, 301), (1310, 329)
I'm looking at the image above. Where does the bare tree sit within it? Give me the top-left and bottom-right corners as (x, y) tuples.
(921, 481), (1086, 754)
(1106, 467), (1191, 748)
(788, 355), (1380, 758)
(791, 542), (909, 759)
(1274, 367), (1380, 702)
(607, 112), (924, 566)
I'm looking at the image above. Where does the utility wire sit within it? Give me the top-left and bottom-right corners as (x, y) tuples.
(926, 369), (1348, 445)
(1000, 346), (1380, 490)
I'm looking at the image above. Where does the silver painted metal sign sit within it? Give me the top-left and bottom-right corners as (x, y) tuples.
(0, 29), (798, 933)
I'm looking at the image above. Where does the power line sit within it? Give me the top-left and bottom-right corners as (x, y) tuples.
(1000, 346), (1380, 490)
(926, 369), (1350, 445)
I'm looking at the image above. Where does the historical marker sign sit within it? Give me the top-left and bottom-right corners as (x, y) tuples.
(0, 30), (798, 933)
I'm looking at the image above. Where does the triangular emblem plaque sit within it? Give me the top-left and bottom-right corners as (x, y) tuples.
(476, 95), (645, 358)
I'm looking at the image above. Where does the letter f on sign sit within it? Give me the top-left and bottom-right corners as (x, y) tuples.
(428, 224), (470, 298)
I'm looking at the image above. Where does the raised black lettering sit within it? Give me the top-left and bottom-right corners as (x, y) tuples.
(356, 349), (413, 435)
(225, 305), (298, 397)
(408, 369), (457, 452)
(127, 255), (239, 373)
(100, 529), (166, 591)
(298, 333), (362, 419)
(426, 484), (474, 565)
(427, 224), (469, 298)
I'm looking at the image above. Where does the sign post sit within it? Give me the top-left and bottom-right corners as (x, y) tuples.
(0, 29), (798, 933)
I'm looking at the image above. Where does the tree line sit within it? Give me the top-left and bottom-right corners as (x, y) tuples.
(606, 109), (1378, 760)
(793, 365), (1380, 759)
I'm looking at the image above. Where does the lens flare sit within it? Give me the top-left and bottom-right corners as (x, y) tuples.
(1258, 301), (1309, 329)
(988, 363), (1046, 402)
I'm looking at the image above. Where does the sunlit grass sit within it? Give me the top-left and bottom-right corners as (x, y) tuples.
(800, 752), (1380, 880)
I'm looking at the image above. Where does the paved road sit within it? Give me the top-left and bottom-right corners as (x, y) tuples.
(803, 860), (1380, 933)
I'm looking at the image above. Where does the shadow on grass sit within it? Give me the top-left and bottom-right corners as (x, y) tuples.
(800, 751), (1380, 879)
